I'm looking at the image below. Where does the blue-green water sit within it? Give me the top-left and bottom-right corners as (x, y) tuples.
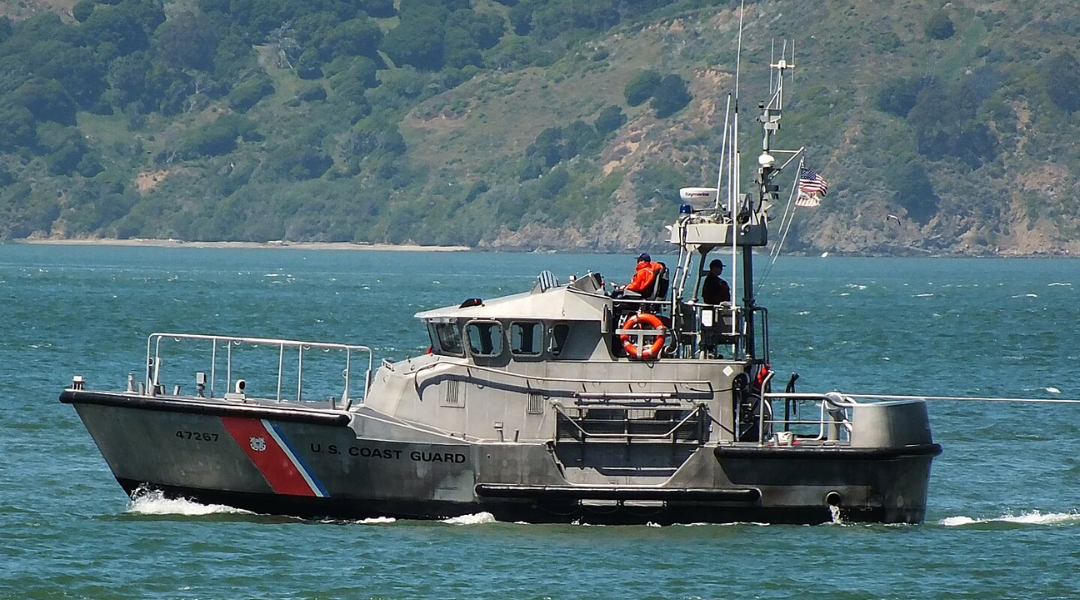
(4, 245), (1080, 599)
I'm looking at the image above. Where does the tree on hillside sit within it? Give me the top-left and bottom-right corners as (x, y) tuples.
(447, 9), (505, 50)
(358, 0), (396, 18)
(651, 74), (691, 118)
(562, 120), (600, 159)
(594, 105), (626, 134)
(73, 0), (95, 22)
(381, 14), (445, 70)
(0, 102), (37, 150)
(266, 136), (333, 181)
(329, 57), (380, 99)
(624, 70), (661, 106)
(14, 78), (77, 125)
(875, 76), (924, 117)
(925, 9), (954, 40)
(77, 0), (166, 56)
(1045, 51), (1080, 112)
(399, 0), (470, 16)
(345, 118), (406, 159)
(319, 18), (383, 61)
(887, 162), (939, 225)
(36, 122), (100, 176)
(508, 3), (532, 35)
(907, 76), (998, 169)
(443, 27), (483, 69)
(24, 40), (107, 109)
(227, 72), (274, 111)
(153, 12), (220, 71)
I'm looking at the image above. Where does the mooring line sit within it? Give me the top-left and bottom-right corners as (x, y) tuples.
(846, 394), (1080, 404)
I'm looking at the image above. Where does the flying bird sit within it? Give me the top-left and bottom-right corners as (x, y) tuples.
(886, 214), (902, 226)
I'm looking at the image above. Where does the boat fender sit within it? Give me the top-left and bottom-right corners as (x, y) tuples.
(619, 312), (666, 360)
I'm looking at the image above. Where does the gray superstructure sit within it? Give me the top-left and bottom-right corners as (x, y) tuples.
(60, 49), (940, 525)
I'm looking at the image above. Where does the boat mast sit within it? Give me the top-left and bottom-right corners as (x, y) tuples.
(744, 43), (794, 359)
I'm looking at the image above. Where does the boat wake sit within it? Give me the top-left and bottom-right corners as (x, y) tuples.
(939, 511), (1080, 527)
(126, 488), (252, 517)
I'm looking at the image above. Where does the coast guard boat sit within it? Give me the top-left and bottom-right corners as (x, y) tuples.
(61, 53), (941, 525)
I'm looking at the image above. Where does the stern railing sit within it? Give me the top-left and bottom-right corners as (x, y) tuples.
(752, 388), (856, 445)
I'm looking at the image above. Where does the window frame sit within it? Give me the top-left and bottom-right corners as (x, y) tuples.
(430, 321), (465, 357)
(508, 320), (544, 357)
(465, 319), (505, 358)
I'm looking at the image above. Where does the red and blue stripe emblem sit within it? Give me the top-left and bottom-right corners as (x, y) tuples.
(221, 417), (328, 497)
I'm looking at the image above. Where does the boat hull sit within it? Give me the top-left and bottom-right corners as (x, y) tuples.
(64, 390), (940, 525)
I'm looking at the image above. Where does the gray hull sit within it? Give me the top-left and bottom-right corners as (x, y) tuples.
(63, 390), (939, 524)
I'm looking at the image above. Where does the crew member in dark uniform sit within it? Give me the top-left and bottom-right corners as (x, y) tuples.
(701, 259), (731, 304)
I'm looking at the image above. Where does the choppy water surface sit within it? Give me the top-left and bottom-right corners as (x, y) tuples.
(3, 246), (1080, 599)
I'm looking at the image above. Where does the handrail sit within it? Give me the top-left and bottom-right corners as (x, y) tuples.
(756, 390), (856, 444)
(554, 403), (707, 441)
(409, 358), (715, 389)
(146, 333), (373, 408)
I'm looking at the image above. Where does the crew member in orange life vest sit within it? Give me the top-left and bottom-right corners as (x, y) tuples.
(614, 253), (663, 299)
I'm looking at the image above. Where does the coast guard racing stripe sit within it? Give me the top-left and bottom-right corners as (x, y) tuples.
(221, 417), (328, 497)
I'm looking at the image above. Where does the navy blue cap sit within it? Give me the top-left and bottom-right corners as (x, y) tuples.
(637, 253), (651, 262)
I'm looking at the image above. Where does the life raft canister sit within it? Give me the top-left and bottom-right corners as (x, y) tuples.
(620, 312), (666, 360)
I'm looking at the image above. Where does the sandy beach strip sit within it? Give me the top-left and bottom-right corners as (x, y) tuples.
(12, 238), (472, 252)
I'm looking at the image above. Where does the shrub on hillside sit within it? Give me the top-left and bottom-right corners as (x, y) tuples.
(177, 115), (255, 159)
(624, 70), (661, 106)
(72, 0), (95, 22)
(227, 73), (274, 112)
(925, 10), (954, 40)
(594, 105), (626, 134)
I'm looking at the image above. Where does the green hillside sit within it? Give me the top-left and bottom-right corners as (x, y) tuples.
(0, 0), (1078, 255)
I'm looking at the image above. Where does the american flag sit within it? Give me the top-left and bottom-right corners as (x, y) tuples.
(796, 167), (828, 207)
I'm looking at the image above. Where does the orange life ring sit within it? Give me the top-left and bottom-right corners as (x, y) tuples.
(620, 312), (666, 360)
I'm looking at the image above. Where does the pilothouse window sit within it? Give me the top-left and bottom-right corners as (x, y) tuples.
(466, 321), (504, 357)
(510, 322), (543, 356)
(433, 323), (464, 356)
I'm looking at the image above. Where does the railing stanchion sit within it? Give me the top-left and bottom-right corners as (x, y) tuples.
(277, 343), (284, 402)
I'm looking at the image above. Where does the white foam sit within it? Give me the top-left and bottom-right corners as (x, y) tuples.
(357, 516), (396, 524)
(913, 293), (934, 298)
(1046, 387), (1061, 394)
(127, 489), (252, 516)
(441, 512), (496, 525)
(940, 511), (1080, 527)
(828, 504), (844, 524)
(1048, 282), (1072, 287)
